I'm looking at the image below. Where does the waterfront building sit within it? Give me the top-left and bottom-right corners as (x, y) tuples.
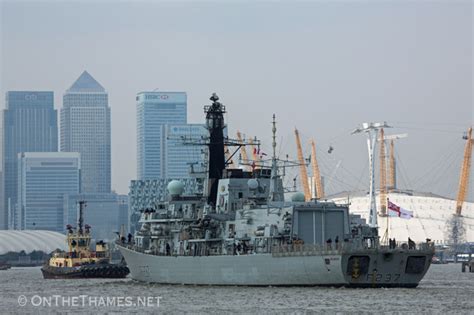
(117, 194), (129, 233)
(162, 124), (208, 178)
(128, 178), (203, 233)
(136, 92), (186, 180)
(17, 152), (80, 232)
(2, 91), (57, 230)
(0, 171), (3, 229)
(61, 71), (111, 193)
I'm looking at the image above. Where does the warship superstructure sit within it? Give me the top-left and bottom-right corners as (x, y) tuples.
(117, 94), (434, 287)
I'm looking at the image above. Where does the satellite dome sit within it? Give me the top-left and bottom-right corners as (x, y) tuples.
(247, 179), (259, 190)
(167, 180), (184, 196)
(291, 192), (305, 202)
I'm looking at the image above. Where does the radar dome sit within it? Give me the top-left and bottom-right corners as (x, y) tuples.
(167, 180), (184, 196)
(291, 192), (305, 202)
(247, 179), (259, 190)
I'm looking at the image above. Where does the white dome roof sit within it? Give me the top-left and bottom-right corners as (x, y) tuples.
(0, 230), (67, 255)
(331, 192), (474, 244)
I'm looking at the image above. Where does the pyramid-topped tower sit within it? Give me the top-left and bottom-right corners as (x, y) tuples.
(67, 71), (105, 93)
(61, 71), (111, 193)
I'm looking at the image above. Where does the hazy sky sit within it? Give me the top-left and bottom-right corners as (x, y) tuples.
(1, 1), (472, 201)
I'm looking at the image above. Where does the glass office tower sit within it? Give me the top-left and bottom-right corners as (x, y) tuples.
(61, 71), (111, 193)
(17, 152), (80, 232)
(136, 92), (186, 179)
(2, 91), (57, 229)
(163, 124), (207, 178)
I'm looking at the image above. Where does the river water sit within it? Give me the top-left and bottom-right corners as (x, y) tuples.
(0, 264), (472, 314)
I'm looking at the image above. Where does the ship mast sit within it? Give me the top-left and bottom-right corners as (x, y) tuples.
(269, 114), (284, 202)
(204, 93), (226, 205)
(352, 122), (390, 227)
(78, 200), (86, 235)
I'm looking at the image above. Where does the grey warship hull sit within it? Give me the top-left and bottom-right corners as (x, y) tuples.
(118, 244), (433, 287)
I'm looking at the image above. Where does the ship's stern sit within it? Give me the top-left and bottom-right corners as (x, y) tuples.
(341, 245), (434, 288)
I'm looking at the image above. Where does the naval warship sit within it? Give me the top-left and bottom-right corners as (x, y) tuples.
(117, 93), (434, 287)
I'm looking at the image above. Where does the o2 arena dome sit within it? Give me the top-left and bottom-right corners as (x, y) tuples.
(330, 190), (474, 244)
(0, 230), (67, 255)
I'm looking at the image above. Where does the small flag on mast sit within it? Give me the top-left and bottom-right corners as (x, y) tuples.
(388, 199), (413, 219)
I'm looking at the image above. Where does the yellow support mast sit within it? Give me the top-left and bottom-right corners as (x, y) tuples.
(388, 139), (396, 191)
(310, 139), (324, 199)
(380, 133), (407, 190)
(294, 129), (311, 201)
(379, 128), (387, 216)
(455, 127), (473, 216)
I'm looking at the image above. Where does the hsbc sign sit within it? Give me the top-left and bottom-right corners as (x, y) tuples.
(146, 94), (169, 100)
(139, 92), (187, 104)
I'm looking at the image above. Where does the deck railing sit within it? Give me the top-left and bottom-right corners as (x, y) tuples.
(116, 239), (435, 258)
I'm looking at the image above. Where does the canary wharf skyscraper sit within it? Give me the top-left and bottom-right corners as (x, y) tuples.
(2, 91), (58, 229)
(61, 71), (111, 193)
(136, 92), (187, 179)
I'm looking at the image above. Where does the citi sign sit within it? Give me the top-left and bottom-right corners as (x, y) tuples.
(24, 94), (38, 101)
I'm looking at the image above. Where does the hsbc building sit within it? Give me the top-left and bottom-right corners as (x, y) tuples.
(136, 91), (187, 179)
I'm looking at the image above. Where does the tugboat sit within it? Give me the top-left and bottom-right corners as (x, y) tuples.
(41, 201), (129, 279)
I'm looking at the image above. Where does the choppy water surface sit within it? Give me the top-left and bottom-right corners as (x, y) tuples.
(0, 264), (472, 314)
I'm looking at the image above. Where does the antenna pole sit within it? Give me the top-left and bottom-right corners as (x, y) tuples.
(269, 114), (283, 202)
(78, 200), (86, 235)
(367, 131), (377, 226)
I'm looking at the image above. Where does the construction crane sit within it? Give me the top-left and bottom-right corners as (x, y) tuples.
(294, 129), (311, 201)
(379, 129), (388, 215)
(310, 139), (324, 199)
(455, 127), (473, 216)
(236, 131), (250, 171)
